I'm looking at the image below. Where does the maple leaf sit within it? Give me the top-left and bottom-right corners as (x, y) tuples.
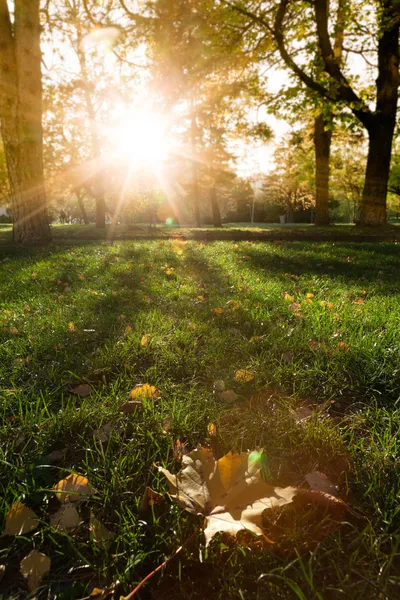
(159, 446), (297, 546)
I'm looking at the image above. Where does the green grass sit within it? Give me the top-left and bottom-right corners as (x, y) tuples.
(1, 239), (400, 599)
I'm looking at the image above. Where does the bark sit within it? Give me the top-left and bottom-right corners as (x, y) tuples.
(209, 183), (222, 227)
(0, 0), (51, 245)
(76, 192), (89, 224)
(190, 114), (201, 227)
(313, 114), (332, 226)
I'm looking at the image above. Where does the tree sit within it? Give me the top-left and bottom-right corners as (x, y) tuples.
(226, 0), (400, 226)
(0, 0), (51, 244)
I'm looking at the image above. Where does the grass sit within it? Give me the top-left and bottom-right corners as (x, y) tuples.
(0, 238), (400, 599)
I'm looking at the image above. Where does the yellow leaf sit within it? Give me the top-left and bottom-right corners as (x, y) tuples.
(124, 325), (132, 335)
(53, 474), (94, 504)
(234, 369), (255, 383)
(89, 512), (114, 546)
(171, 238), (187, 255)
(207, 423), (217, 437)
(284, 293), (294, 302)
(212, 307), (224, 315)
(165, 267), (174, 275)
(159, 447), (297, 546)
(141, 333), (150, 347)
(78, 274), (85, 281)
(196, 295), (205, 301)
(306, 293), (315, 299)
(129, 384), (160, 400)
(68, 322), (76, 331)
(249, 336), (261, 343)
(50, 503), (80, 531)
(31, 273), (37, 280)
(227, 300), (240, 310)
(3, 502), (39, 536)
(20, 550), (50, 592)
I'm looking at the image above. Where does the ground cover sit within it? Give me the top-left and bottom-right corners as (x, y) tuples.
(1, 239), (400, 599)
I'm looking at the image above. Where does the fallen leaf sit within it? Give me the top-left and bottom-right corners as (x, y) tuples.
(227, 300), (240, 310)
(50, 503), (80, 531)
(234, 369), (255, 383)
(90, 513), (114, 546)
(306, 293), (315, 299)
(172, 439), (187, 462)
(212, 307), (224, 315)
(120, 400), (143, 413)
(47, 448), (67, 463)
(31, 273), (37, 280)
(294, 406), (313, 423)
(141, 334), (151, 347)
(162, 415), (173, 434)
(207, 423), (217, 437)
(249, 336), (261, 343)
(124, 325), (132, 335)
(71, 383), (92, 397)
(214, 380), (225, 392)
(94, 422), (114, 443)
(305, 471), (339, 496)
(54, 474), (94, 504)
(196, 295), (205, 301)
(220, 389), (238, 403)
(139, 487), (164, 513)
(20, 550), (50, 591)
(118, 314), (126, 322)
(159, 447), (297, 546)
(3, 502), (39, 536)
(89, 583), (118, 599)
(68, 322), (76, 331)
(284, 293), (295, 302)
(337, 341), (350, 351)
(129, 384), (160, 400)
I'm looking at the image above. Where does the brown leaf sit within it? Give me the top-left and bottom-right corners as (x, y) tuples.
(294, 406), (313, 423)
(305, 471), (339, 496)
(47, 448), (67, 463)
(89, 513), (114, 547)
(139, 487), (164, 513)
(141, 333), (151, 347)
(50, 503), (80, 531)
(53, 474), (94, 504)
(94, 422), (114, 443)
(3, 502), (39, 536)
(120, 400), (143, 413)
(162, 415), (173, 434)
(71, 383), (92, 397)
(20, 550), (51, 591)
(172, 439), (187, 462)
(219, 389), (238, 403)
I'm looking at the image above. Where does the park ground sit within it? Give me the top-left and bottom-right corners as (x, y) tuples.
(1, 236), (400, 599)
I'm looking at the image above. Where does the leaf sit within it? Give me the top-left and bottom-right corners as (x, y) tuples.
(68, 322), (76, 331)
(220, 389), (239, 403)
(207, 423), (217, 437)
(294, 406), (313, 423)
(94, 422), (114, 443)
(227, 300), (240, 310)
(3, 502), (39, 536)
(129, 384), (160, 400)
(47, 448), (67, 463)
(141, 334), (151, 347)
(0, 564), (5, 583)
(120, 400), (143, 413)
(139, 487), (164, 513)
(89, 513), (114, 546)
(212, 307), (224, 315)
(20, 550), (51, 591)
(172, 438), (187, 462)
(305, 471), (339, 496)
(234, 369), (255, 383)
(214, 380), (225, 392)
(54, 474), (94, 504)
(71, 383), (92, 397)
(284, 293), (295, 302)
(50, 503), (80, 531)
(159, 447), (297, 546)
(162, 415), (173, 434)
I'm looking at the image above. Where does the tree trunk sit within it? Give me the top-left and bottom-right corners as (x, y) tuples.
(76, 192), (89, 224)
(0, 0), (51, 245)
(358, 123), (394, 225)
(210, 184), (222, 227)
(96, 197), (106, 228)
(313, 114), (331, 226)
(190, 114), (201, 227)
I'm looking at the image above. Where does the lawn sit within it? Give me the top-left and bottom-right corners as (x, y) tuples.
(1, 239), (400, 599)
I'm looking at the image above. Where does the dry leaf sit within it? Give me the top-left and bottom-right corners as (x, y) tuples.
(284, 293), (295, 302)
(94, 422), (114, 443)
(139, 487), (164, 513)
(162, 415), (173, 434)
(234, 369), (255, 383)
(172, 439), (187, 462)
(120, 400), (143, 413)
(294, 406), (313, 423)
(71, 383), (92, 397)
(54, 473), (94, 504)
(141, 334), (151, 347)
(68, 322), (76, 331)
(129, 384), (160, 400)
(3, 502), (39, 536)
(159, 447), (297, 546)
(207, 423), (217, 437)
(90, 513), (114, 546)
(220, 389), (239, 403)
(212, 307), (224, 315)
(50, 503), (80, 531)
(89, 583), (118, 599)
(249, 336), (261, 343)
(305, 471), (339, 497)
(47, 448), (67, 463)
(20, 550), (50, 591)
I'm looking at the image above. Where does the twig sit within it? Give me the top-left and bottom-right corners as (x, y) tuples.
(122, 526), (201, 600)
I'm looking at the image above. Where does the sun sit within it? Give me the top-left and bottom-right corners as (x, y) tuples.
(111, 107), (169, 168)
